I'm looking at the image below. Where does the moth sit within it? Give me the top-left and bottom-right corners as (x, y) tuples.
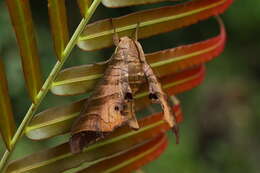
(70, 24), (178, 153)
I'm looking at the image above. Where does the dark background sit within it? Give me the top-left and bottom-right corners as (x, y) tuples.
(0, 0), (259, 172)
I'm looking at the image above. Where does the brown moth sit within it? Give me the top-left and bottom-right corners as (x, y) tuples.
(70, 24), (177, 153)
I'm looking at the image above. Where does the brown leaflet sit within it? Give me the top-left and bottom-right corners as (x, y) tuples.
(70, 36), (175, 153)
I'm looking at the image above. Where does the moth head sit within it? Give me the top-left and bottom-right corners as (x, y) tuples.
(117, 36), (134, 49)
(119, 36), (131, 42)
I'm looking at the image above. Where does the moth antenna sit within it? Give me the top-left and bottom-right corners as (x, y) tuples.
(133, 22), (140, 41)
(110, 18), (119, 46)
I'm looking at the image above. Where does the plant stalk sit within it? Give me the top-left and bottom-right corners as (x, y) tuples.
(0, 0), (102, 171)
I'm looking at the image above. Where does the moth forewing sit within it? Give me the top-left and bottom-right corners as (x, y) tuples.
(133, 40), (176, 127)
(70, 37), (141, 153)
(70, 36), (176, 154)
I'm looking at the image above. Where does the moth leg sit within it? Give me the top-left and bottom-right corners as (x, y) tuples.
(110, 18), (119, 46)
(142, 61), (175, 128)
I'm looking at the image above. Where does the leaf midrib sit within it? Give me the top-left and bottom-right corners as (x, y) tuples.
(79, 0), (226, 41)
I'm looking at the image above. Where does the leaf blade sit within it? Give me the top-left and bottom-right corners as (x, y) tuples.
(147, 16), (225, 74)
(26, 66), (199, 140)
(0, 59), (16, 150)
(78, 0), (232, 51)
(5, 0), (43, 102)
(8, 113), (173, 173)
(25, 97), (182, 140)
(77, 0), (93, 17)
(77, 134), (168, 173)
(52, 19), (220, 96)
(48, 0), (69, 60)
(102, 0), (175, 8)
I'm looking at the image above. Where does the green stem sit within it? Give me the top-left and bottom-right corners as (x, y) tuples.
(0, 0), (102, 171)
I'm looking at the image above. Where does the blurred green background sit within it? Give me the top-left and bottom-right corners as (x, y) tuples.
(1, 0), (260, 173)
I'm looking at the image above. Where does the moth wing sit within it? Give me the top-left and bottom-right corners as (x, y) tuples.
(71, 94), (128, 134)
(134, 40), (176, 127)
(70, 96), (128, 153)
